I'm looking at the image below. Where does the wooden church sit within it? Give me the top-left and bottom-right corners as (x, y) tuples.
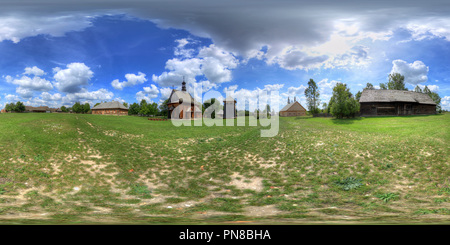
(166, 80), (202, 119)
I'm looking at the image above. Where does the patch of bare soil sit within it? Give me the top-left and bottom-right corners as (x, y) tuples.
(228, 172), (264, 192)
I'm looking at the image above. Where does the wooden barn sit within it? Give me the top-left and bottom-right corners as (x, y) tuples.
(279, 98), (307, 117)
(359, 89), (436, 116)
(91, 101), (129, 115)
(167, 80), (202, 119)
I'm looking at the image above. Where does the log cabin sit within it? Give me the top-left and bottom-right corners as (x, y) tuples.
(359, 89), (436, 116)
(91, 101), (129, 115)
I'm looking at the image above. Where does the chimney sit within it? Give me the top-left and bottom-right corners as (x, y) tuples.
(288, 97), (290, 104)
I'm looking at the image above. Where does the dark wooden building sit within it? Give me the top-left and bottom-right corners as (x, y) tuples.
(91, 101), (128, 115)
(359, 89), (436, 116)
(167, 80), (202, 119)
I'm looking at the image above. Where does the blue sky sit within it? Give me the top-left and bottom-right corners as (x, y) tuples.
(0, 1), (449, 111)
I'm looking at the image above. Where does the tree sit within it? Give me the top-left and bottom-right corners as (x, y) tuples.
(147, 102), (159, 116)
(387, 73), (407, 90)
(423, 85), (431, 95)
(5, 103), (15, 112)
(203, 98), (220, 119)
(322, 102), (327, 113)
(72, 102), (83, 113)
(83, 103), (90, 114)
(123, 102), (128, 108)
(128, 102), (140, 115)
(364, 83), (374, 90)
(158, 99), (169, 117)
(14, 101), (25, 112)
(423, 86), (442, 113)
(414, 85), (423, 93)
(355, 91), (362, 102)
(139, 100), (148, 115)
(329, 83), (360, 119)
(304, 78), (320, 114)
(379, 83), (387, 90)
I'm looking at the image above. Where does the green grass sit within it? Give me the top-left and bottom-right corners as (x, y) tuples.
(0, 112), (449, 224)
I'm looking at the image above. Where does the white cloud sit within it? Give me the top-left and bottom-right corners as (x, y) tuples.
(5, 94), (20, 102)
(62, 88), (113, 104)
(270, 47), (329, 70)
(6, 74), (53, 92)
(136, 84), (159, 102)
(24, 66), (45, 76)
(160, 87), (173, 99)
(441, 96), (450, 110)
(390, 60), (428, 85)
(111, 72), (147, 90)
(0, 14), (94, 43)
(153, 44), (238, 90)
(418, 84), (439, 92)
(41, 92), (62, 101)
(53, 62), (94, 93)
(16, 87), (34, 98)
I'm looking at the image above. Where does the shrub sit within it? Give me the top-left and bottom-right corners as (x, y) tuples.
(334, 177), (363, 191)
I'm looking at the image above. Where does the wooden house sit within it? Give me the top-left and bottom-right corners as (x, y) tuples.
(279, 97), (307, 117)
(359, 89), (436, 116)
(167, 80), (202, 119)
(91, 101), (128, 115)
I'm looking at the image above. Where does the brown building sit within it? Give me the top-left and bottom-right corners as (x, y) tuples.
(279, 98), (307, 117)
(359, 89), (436, 116)
(167, 80), (202, 119)
(25, 106), (56, 113)
(0, 109), (6, 113)
(91, 101), (129, 115)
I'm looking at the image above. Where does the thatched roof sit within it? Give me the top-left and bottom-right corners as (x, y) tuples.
(92, 101), (128, 110)
(359, 89), (436, 105)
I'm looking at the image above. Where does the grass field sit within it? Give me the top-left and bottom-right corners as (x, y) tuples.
(0, 112), (448, 224)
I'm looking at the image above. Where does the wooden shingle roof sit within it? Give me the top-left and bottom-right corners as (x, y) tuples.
(167, 89), (200, 105)
(92, 101), (128, 110)
(359, 89), (436, 105)
(280, 101), (306, 112)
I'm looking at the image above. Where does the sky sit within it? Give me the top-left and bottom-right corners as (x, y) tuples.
(0, 0), (449, 111)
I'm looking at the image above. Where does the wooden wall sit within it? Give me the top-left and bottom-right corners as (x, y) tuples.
(360, 102), (436, 116)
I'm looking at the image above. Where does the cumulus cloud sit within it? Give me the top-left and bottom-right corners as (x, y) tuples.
(390, 60), (428, 85)
(441, 96), (450, 110)
(0, 1), (449, 72)
(111, 72), (147, 90)
(6, 69), (53, 92)
(153, 43), (238, 90)
(53, 62), (94, 93)
(418, 84), (439, 92)
(136, 84), (159, 102)
(24, 66), (45, 76)
(62, 88), (113, 104)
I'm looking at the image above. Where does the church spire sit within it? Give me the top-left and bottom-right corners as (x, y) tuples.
(181, 76), (186, 91)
